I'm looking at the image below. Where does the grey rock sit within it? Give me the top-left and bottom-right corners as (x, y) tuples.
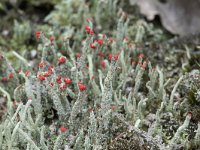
(131, 0), (200, 36)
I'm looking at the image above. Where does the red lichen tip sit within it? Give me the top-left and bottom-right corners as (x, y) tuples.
(9, 73), (13, 79)
(78, 82), (86, 91)
(89, 30), (94, 35)
(59, 126), (68, 133)
(56, 76), (62, 84)
(91, 76), (95, 79)
(114, 54), (119, 61)
(38, 74), (45, 81)
(62, 84), (67, 89)
(187, 112), (192, 117)
(111, 105), (117, 111)
(86, 18), (91, 22)
(97, 39), (103, 45)
(2, 77), (8, 82)
(64, 78), (72, 84)
(138, 54), (144, 59)
(43, 72), (50, 77)
(39, 62), (45, 68)
(98, 53), (105, 57)
(56, 76), (61, 81)
(85, 26), (91, 33)
(100, 61), (106, 69)
(90, 42), (97, 49)
(25, 70), (30, 77)
(108, 54), (113, 60)
(35, 31), (41, 38)
(50, 36), (54, 42)
(88, 108), (94, 113)
(50, 82), (54, 86)
(58, 56), (66, 64)
(76, 53), (81, 58)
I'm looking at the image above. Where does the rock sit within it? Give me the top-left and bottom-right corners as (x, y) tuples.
(130, 0), (200, 36)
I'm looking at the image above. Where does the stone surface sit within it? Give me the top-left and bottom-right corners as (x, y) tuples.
(130, 0), (200, 36)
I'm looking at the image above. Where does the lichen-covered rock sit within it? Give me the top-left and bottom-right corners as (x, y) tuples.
(181, 69), (200, 104)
